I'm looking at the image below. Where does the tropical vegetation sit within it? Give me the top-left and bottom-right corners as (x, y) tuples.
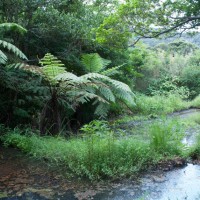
(1, 0), (200, 184)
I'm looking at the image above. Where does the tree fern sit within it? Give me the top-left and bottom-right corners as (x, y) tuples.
(30, 53), (135, 134)
(39, 53), (65, 84)
(0, 50), (7, 64)
(0, 23), (27, 64)
(0, 40), (27, 64)
(101, 64), (124, 76)
(58, 70), (135, 117)
(0, 23), (27, 35)
(81, 53), (111, 73)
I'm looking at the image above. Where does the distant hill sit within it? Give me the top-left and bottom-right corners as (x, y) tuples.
(142, 33), (200, 47)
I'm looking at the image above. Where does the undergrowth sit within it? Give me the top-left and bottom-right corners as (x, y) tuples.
(0, 119), (185, 180)
(188, 134), (200, 160)
(190, 95), (200, 108)
(133, 93), (189, 115)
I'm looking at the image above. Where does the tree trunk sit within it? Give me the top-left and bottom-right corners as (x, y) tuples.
(39, 92), (61, 135)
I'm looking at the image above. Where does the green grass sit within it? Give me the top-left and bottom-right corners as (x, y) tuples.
(0, 119), (185, 180)
(185, 113), (200, 125)
(188, 134), (200, 159)
(190, 95), (200, 108)
(148, 119), (184, 155)
(133, 94), (189, 115)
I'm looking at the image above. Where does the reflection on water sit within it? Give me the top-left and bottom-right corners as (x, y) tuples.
(93, 164), (200, 200)
(154, 164), (200, 200)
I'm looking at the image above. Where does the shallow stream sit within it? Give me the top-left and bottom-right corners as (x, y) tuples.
(1, 109), (200, 200)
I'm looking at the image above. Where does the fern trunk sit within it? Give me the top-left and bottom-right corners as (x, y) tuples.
(39, 91), (61, 135)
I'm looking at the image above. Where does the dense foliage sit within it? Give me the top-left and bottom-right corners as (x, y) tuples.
(1, 0), (200, 182)
(0, 0), (200, 132)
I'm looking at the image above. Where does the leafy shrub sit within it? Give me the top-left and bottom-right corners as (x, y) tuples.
(181, 65), (200, 98)
(147, 76), (190, 99)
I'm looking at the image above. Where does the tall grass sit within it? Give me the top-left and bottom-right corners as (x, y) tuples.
(0, 119), (185, 180)
(133, 94), (189, 115)
(190, 95), (200, 108)
(149, 119), (184, 155)
(1, 130), (152, 180)
(188, 134), (200, 159)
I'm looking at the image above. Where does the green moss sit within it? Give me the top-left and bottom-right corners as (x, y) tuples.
(0, 192), (8, 198)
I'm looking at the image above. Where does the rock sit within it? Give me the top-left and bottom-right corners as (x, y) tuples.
(173, 157), (186, 167)
(151, 175), (166, 183)
(23, 188), (55, 199)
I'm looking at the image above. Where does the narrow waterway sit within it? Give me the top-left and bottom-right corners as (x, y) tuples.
(1, 109), (200, 200)
(93, 164), (200, 200)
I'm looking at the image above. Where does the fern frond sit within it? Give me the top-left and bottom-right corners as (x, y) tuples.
(108, 79), (133, 93)
(40, 53), (65, 84)
(0, 23), (27, 34)
(0, 40), (27, 60)
(82, 73), (133, 93)
(81, 53), (111, 73)
(82, 72), (135, 108)
(101, 64), (124, 76)
(66, 90), (109, 105)
(56, 72), (80, 82)
(98, 85), (115, 102)
(6, 63), (27, 69)
(94, 102), (110, 118)
(0, 50), (7, 64)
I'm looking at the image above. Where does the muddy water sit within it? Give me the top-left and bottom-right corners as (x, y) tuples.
(1, 109), (200, 200)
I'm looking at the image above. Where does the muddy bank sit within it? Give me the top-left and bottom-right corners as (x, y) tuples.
(0, 146), (102, 200)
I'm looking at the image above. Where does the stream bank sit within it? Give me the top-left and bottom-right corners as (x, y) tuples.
(1, 109), (200, 200)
